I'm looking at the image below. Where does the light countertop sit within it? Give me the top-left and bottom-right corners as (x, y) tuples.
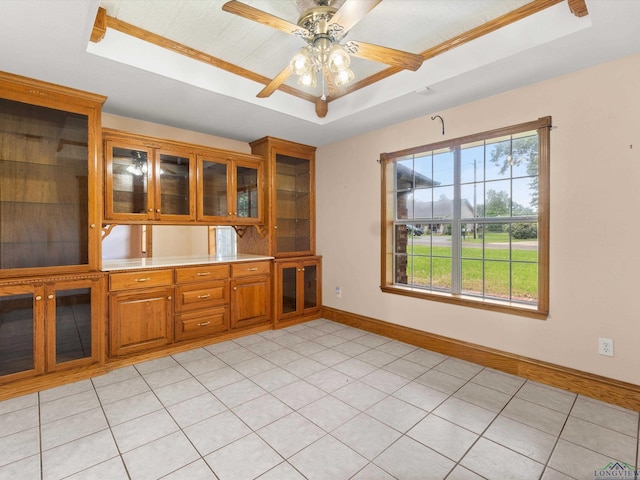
(101, 254), (273, 272)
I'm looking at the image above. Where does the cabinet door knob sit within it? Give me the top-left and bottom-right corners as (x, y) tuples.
(233, 287), (237, 291)
(156, 209), (161, 213)
(148, 208), (154, 212)
(48, 294), (54, 299)
(274, 225), (278, 229)
(35, 295), (42, 301)
(90, 223), (96, 229)
(167, 296), (172, 300)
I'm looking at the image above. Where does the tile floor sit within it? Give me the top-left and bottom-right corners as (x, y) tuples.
(0, 319), (638, 480)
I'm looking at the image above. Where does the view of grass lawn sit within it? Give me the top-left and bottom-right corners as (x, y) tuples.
(402, 239), (538, 302)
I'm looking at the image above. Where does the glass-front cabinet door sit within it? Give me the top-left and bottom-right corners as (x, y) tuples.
(199, 155), (231, 222)
(198, 154), (263, 224)
(0, 95), (101, 274)
(45, 276), (104, 372)
(105, 142), (154, 220)
(0, 284), (45, 382)
(235, 161), (261, 223)
(155, 150), (195, 222)
(274, 154), (312, 256)
(0, 275), (103, 384)
(275, 257), (321, 324)
(105, 139), (195, 222)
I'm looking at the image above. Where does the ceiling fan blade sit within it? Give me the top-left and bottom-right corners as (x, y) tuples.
(222, 1), (308, 36)
(349, 41), (423, 71)
(257, 65), (293, 98)
(329, 0), (382, 34)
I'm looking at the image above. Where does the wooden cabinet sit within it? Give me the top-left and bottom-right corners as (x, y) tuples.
(174, 264), (230, 341)
(275, 256), (322, 326)
(230, 261), (271, 329)
(108, 269), (173, 357)
(197, 152), (263, 224)
(103, 129), (264, 226)
(107, 260), (271, 354)
(247, 137), (316, 258)
(0, 71), (105, 277)
(0, 274), (106, 384)
(104, 135), (196, 222)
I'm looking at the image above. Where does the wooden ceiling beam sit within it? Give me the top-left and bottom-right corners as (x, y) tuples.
(331, 0), (566, 101)
(90, 6), (107, 43)
(91, 12), (316, 104)
(89, 0), (576, 116)
(568, 0), (589, 17)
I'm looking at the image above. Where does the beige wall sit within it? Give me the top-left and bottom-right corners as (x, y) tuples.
(102, 113), (251, 153)
(316, 54), (640, 385)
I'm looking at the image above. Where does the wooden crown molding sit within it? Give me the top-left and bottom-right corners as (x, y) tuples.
(322, 306), (640, 411)
(89, 0), (575, 113)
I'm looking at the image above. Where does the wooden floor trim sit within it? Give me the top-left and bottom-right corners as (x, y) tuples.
(322, 306), (640, 411)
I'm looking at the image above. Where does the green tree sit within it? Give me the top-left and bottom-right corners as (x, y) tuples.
(489, 136), (539, 208)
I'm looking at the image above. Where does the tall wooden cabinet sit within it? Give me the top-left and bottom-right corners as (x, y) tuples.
(239, 137), (322, 327)
(0, 71), (106, 385)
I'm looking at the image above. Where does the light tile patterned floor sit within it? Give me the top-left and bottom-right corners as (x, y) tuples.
(0, 319), (638, 480)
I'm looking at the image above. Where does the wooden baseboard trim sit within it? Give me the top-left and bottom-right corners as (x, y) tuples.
(322, 306), (640, 411)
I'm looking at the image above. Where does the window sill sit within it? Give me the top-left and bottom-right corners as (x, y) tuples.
(380, 285), (548, 320)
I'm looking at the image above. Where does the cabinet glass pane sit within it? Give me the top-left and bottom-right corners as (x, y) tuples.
(202, 160), (228, 217)
(281, 266), (297, 314)
(275, 154), (311, 254)
(303, 265), (317, 309)
(159, 153), (190, 215)
(55, 288), (91, 364)
(0, 293), (34, 375)
(111, 146), (149, 214)
(0, 98), (89, 269)
(236, 165), (258, 218)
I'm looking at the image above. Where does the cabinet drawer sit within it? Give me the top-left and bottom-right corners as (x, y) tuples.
(231, 261), (270, 278)
(175, 281), (228, 313)
(175, 307), (229, 341)
(109, 269), (173, 291)
(175, 265), (229, 283)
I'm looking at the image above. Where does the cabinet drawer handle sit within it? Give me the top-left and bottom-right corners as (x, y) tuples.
(196, 272), (211, 276)
(197, 294), (211, 299)
(197, 321), (211, 327)
(247, 267), (259, 271)
(135, 277), (151, 282)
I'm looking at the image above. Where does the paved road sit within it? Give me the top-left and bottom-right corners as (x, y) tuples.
(410, 235), (537, 250)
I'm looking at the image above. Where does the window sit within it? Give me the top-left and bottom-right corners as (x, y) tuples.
(381, 117), (550, 318)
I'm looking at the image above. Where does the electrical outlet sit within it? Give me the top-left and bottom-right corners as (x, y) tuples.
(598, 338), (614, 357)
(335, 286), (342, 299)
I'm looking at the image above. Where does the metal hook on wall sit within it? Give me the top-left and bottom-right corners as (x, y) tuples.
(431, 115), (445, 136)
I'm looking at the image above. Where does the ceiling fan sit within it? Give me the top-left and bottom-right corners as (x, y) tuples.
(222, 0), (424, 115)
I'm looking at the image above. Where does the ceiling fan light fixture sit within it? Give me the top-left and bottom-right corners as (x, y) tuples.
(328, 44), (350, 72)
(334, 66), (354, 86)
(298, 71), (317, 88)
(290, 48), (313, 76)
